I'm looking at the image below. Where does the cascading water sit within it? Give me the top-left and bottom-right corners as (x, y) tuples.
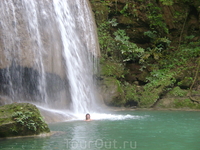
(0, 0), (101, 115)
(53, 0), (100, 114)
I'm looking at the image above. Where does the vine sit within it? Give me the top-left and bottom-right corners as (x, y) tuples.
(188, 58), (200, 103)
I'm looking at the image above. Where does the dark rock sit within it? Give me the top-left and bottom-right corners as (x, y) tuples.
(0, 64), (66, 102)
(125, 62), (149, 84)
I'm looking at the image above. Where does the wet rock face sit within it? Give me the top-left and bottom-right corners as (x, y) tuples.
(0, 64), (67, 103)
(0, 0), (70, 106)
(0, 103), (50, 138)
(0, 0), (64, 77)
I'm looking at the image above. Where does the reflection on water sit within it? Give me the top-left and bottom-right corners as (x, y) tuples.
(67, 121), (102, 150)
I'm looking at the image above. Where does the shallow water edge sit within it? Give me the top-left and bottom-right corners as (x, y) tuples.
(108, 106), (200, 112)
(0, 131), (59, 140)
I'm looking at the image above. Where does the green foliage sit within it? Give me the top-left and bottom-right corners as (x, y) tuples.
(98, 21), (116, 58)
(137, 90), (160, 107)
(101, 59), (126, 79)
(185, 35), (195, 40)
(144, 31), (171, 46)
(95, 0), (200, 108)
(119, 68), (178, 108)
(120, 3), (129, 16)
(141, 31), (171, 63)
(182, 44), (200, 58)
(145, 68), (176, 88)
(12, 111), (46, 132)
(174, 99), (200, 109)
(114, 29), (144, 62)
(173, 11), (182, 23)
(118, 2), (138, 17)
(98, 0), (113, 8)
(124, 84), (136, 102)
(159, 0), (174, 5)
(147, 3), (168, 34)
(122, 68), (177, 107)
(10, 127), (18, 133)
(98, 19), (145, 62)
(159, 42), (200, 69)
(144, 30), (157, 39)
(169, 87), (187, 97)
(131, 4), (138, 17)
(177, 77), (193, 87)
(116, 80), (124, 95)
(138, 41), (199, 107)
(122, 83), (161, 107)
(108, 18), (118, 27)
(177, 0), (192, 3)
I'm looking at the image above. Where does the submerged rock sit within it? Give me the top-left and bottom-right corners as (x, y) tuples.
(0, 103), (50, 138)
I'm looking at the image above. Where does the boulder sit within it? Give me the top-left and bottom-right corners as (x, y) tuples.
(0, 103), (50, 138)
(99, 77), (125, 106)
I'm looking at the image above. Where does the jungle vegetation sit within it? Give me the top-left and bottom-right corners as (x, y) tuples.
(90, 0), (200, 108)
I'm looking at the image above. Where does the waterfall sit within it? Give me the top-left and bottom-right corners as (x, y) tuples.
(0, 0), (101, 114)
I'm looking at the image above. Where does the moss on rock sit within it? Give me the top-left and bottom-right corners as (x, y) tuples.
(99, 77), (125, 106)
(0, 103), (50, 138)
(174, 98), (200, 109)
(167, 87), (188, 97)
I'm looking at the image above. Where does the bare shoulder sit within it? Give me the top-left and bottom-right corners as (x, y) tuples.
(85, 119), (92, 121)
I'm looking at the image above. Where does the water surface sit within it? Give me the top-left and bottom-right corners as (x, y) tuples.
(0, 110), (199, 150)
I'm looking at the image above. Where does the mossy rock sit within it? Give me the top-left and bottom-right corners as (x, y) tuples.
(177, 77), (193, 89)
(100, 60), (125, 79)
(156, 98), (176, 108)
(123, 84), (139, 107)
(174, 98), (200, 109)
(0, 103), (50, 138)
(100, 77), (124, 106)
(166, 87), (188, 97)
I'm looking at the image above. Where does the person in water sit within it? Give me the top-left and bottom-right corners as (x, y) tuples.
(85, 113), (91, 121)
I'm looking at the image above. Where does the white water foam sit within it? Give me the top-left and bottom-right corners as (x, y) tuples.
(71, 113), (147, 121)
(36, 105), (145, 122)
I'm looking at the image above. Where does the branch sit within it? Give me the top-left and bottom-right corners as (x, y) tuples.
(178, 11), (188, 50)
(188, 58), (200, 103)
